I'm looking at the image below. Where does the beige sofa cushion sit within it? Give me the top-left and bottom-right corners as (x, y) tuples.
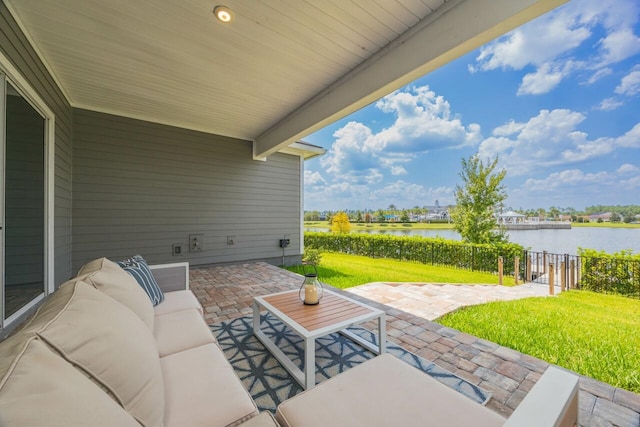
(154, 289), (203, 317)
(276, 354), (506, 427)
(78, 257), (155, 330)
(34, 280), (165, 427)
(161, 343), (258, 427)
(0, 338), (140, 427)
(154, 308), (216, 357)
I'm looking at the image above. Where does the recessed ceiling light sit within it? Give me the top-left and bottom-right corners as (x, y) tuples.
(213, 6), (234, 23)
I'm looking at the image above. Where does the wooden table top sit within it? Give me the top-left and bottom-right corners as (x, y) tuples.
(262, 290), (375, 332)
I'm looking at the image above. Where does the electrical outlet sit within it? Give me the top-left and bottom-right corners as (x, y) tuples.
(227, 236), (236, 246)
(172, 244), (183, 256)
(189, 234), (204, 252)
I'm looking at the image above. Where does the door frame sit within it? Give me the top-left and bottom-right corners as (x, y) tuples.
(0, 51), (55, 328)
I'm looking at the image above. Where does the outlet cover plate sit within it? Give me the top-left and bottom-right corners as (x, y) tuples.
(189, 234), (204, 252)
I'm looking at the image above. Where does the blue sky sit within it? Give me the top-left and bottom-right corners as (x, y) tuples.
(303, 0), (640, 212)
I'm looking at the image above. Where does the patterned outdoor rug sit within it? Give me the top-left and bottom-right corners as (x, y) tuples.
(210, 314), (491, 413)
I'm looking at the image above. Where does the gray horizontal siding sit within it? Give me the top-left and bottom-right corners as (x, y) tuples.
(0, 4), (74, 286)
(72, 109), (302, 271)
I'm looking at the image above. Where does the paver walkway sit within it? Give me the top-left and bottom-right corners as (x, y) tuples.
(191, 262), (640, 427)
(346, 281), (552, 320)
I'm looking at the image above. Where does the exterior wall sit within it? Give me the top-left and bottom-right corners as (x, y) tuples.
(72, 109), (302, 271)
(0, 4), (74, 286)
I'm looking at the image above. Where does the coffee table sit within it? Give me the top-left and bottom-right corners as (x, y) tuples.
(252, 289), (386, 390)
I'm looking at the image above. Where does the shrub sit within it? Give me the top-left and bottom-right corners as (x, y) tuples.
(304, 232), (523, 275)
(302, 249), (322, 266)
(578, 248), (640, 298)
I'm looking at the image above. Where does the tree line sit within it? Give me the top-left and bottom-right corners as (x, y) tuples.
(305, 205), (640, 224)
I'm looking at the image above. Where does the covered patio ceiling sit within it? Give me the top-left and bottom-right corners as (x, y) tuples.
(5, 0), (566, 159)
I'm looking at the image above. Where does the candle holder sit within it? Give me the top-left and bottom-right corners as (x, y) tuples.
(299, 264), (323, 305)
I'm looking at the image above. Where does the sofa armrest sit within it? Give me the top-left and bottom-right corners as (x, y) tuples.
(149, 262), (189, 292)
(504, 366), (579, 427)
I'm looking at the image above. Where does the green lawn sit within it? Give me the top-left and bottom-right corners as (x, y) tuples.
(572, 222), (640, 228)
(286, 252), (515, 289)
(438, 291), (640, 393)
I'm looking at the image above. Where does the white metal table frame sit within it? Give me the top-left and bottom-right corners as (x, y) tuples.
(252, 289), (386, 390)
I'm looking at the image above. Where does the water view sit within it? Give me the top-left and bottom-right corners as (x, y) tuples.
(305, 227), (640, 255)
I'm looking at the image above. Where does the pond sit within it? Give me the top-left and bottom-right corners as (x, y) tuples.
(305, 227), (640, 255)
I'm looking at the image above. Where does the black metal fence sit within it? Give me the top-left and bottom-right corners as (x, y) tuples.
(520, 250), (639, 298)
(579, 254), (640, 298)
(523, 251), (582, 289)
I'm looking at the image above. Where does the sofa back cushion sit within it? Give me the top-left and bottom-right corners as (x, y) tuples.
(32, 280), (165, 427)
(78, 257), (154, 330)
(0, 338), (141, 427)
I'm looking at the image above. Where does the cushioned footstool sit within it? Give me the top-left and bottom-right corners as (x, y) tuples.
(275, 354), (506, 427)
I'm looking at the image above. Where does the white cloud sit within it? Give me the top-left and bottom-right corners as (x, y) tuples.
(616, 123), (640, 147)
(517, 63), (565, 95)
(598, 28), (640, 65)
(615, 69), (640, 96)
(390, 165), (407, 176)
(518, 163), (640, 204)
(510, 161), (640, 208)
(585, 67), (612, 85)
(304, 170), (326, 186)
(597, 97), (623, 111)
(372, 181), (455, 208)
(617, 163), (640, 175)
(492, 120), (526, 137)
(473, 6), (591, 72)
(523, 169), (614, 192)
(478, 109), (640, 175)
(620, 174), (640, 190)
(472, 0), (640, 95)
(560, 137), (615, 162)
(319, 121), (382, 184)
(319, 86), (481, 182)
(304, 179), (455, 211)
(370, 86), (482, 154)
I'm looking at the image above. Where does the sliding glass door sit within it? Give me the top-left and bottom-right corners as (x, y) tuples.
(0, 72), (50, 327)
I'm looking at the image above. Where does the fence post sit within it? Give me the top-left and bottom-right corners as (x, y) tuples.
(471, 246), (475, 271)
(549, 263), (555, 295)
(498, 256), (504, 286)
(431, 242), (434, 265)
(543, 251), (548, 275)
(526, 254), (532, 282)
(570, 260), (576, 289)
(564, 254), (570, 290)
(514, 256), (520, 285)
(560, 261), (566, 292)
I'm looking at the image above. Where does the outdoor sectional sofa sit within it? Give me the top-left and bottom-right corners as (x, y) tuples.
(0, 258), (277, 427)
(0, 258), (579, 427)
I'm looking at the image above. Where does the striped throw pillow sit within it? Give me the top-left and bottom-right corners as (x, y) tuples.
(117, 255), (164, 306)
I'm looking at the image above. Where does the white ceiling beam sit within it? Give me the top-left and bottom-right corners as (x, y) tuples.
(253, 0), (568, 160)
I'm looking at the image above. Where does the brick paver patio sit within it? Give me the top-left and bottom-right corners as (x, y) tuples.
(191, 262), (640, 427)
